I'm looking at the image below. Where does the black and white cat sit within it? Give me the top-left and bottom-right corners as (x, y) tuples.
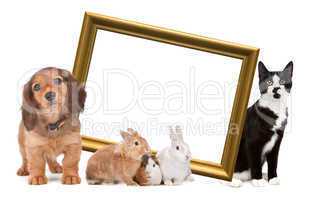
(232, 61), (293, 187)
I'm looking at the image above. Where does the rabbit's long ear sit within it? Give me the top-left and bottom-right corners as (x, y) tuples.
(169, 126), (177, 142)
(120, 130), (131, 141)
(175, 125), (184, 141)
(127, 128), (134, 133)
(127, 128), (138, 136)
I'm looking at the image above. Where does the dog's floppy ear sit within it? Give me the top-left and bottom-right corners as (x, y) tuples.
(22, 81), (38, 131)
(78, 83), (87, 111)
(62, 70), (87, 114)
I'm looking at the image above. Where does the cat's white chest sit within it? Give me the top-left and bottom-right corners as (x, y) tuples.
(259, 97), (288, 132)
(269, 98), (287, 130)
(262, 134), (278, 159)
(259, 99), (287, 160)
(272, 109), (287, 131)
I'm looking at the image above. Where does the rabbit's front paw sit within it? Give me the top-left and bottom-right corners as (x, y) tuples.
(186, 175), (194, 182)
(127, 181), (139, 186)
(172, 179), (183, 185)
(163, 179), (173, 186)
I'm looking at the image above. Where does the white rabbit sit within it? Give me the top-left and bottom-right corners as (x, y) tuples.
(157, 126), (194, 185)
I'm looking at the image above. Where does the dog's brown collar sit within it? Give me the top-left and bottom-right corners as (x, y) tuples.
(47, 117), (66, 132)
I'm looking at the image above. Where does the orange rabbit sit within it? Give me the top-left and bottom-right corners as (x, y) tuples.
(86, 128), (151, 185)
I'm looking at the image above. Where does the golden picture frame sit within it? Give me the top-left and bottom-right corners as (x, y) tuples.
(72, 12), (259, 181)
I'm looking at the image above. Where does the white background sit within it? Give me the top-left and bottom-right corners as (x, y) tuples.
(83, 30), (242, 163)
(0, 0), (308, 199)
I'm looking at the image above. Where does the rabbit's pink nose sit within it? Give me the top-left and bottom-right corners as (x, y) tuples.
(186, 155), (190, 160)
(145, 148), (151, 154)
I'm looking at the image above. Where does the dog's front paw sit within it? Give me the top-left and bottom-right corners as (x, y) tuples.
(251, 179), (267, 187)
(28, 176), (48, 185)
(49, 163), (63, 174)
(269, 177), (280, 185)
(17, 166), (29, 176)
(62, 175), (81, 185)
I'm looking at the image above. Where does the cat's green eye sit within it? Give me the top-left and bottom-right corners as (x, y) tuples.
(266, 80), (273, 86)
(279, 80), (285, 85)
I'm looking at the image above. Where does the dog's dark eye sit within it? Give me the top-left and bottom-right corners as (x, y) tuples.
(176, 146), (180, 150)
(53, 78), (62, 85)
(153, 164), (156, 168)
(134, 141), (139, 146)
(33, 84), (41, 91)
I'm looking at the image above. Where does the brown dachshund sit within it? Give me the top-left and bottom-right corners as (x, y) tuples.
(16, 67), (86, 185)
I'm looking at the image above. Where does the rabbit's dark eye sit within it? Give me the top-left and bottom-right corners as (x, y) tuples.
(33, 83), (41, 91)
(53, 78), (62, 85)
(134, 141), (139, 146)
(153, 164), (156, 167)
(176, 146), (180, 150)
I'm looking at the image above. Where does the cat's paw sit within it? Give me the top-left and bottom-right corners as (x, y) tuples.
(251, 179), (267, 187)
(269, 177), (280, 185)
(230, 178), (243, 187)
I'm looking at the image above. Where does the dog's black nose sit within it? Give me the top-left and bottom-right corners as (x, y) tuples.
(272, 87), (281, 93)
(45, 91), (56, 102)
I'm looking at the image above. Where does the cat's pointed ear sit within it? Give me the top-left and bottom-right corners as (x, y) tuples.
(283, 61), (293, 78)
(258, 61), (269, 80)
